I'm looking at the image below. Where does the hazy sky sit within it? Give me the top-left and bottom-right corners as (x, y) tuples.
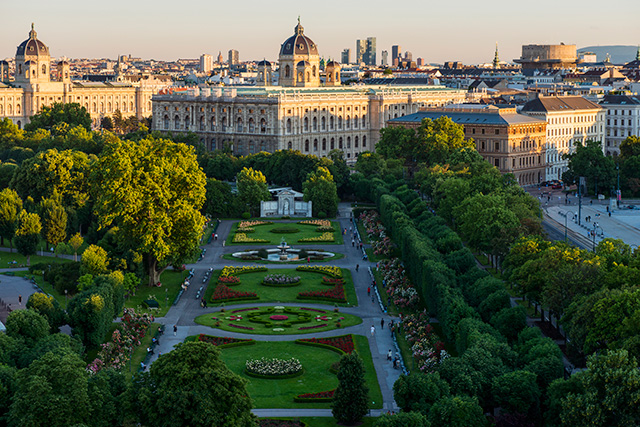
(2, 0), (639, 64)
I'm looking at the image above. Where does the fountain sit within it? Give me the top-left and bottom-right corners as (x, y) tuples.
(277, 237), (290, 261)
(231, 238), (334, 262)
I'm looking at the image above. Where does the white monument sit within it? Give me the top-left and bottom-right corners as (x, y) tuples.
(260, 188), (312, 217)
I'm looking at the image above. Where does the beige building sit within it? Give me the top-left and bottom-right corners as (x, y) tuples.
(515, 44), (578, 75)
(389, 105), (548, 185)
(0, 24), (171, 129)
(522, 95), (605, 180)
(151, 21), (466, 162)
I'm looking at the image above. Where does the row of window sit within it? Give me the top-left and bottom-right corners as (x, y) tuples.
(300, 135), (367, 152)
(608, 119), (638, 127)
(163, 115), (268, 133)
(607, 109), (638, 116)
(287, 115), (367, 133)
(0, 104), (21, 115)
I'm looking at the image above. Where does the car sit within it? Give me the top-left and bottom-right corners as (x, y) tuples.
(551, 183), (562, 189)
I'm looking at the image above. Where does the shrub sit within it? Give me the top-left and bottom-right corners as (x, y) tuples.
(262, 274), (301, 286)
(316, 226), (335, 232)
(317, 211), (327, 219)
(298, 249), (308, 259)
(270, 227), (299, 234)
(245, 357), (303, 378)
(257, 249), (268, 259)
(241, 212), (251, 219)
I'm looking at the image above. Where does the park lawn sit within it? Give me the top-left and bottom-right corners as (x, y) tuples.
(0, 251), (71, 269)
(217, 335), (382, 409)
(125, 270), (188, 317)
(204, 268), (358, 307)
(260, 417), (377, 426)
(221, 252), (345, 264)
(194, 306), (362, 335)
(227, 221), (343, 246)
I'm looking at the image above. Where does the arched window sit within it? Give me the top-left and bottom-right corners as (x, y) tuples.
(339, 137), (343, 149)
(174, 115), (180, 130)
(237, 117), (243, 132)
(330, 138), (335, 150)
(321, 117), (326, 130)
(304, 139), (310, 152)
(115, 102), (119, 111)
(312, 117), (317, 131)
(16, 121), (21, 129)
(32, 70), (36, 78)
(362, 115), (366, 128)
(288, 141), (292, 149)
(260, 118), (267, 133)
(100, 102), (104, 113)
(211, 138), (216, 150)
(354, 115), (358, 129)
(210, 116), (216, 131)
(304, 117), (309, 132)
(200, 116), (205, 131)
(286, 119), (292, 133)
(260, 141), (266, 152)
(312, 65), (317, 77)
(147, 101), (151, 112)
(306, 72), (310, 82)
(329, 116), (334, 130)
(298, 71), (304, 82)
(346, 115), (351, 129)
(16, 105), (21, 115)
(93, 103), (97, 113)
(338, 117), (343, 129)
(42, 64), (46, 75)
(285, 65), (290, 77)
(322, 138), (326, 151)
(221, 117), (227, 131)
(7, 105), (12, 115)
(363, 135), (366, 147)
(18, 64), (21, 75)
(107, 102), (112, 113)
(355, 136), (359, 148)
(184, 115), (190, 129)
(164, 115), (169, 129)
(0, 105), (3, 114)
(347, 136), (351, 148)
(130, 102), (134, 112)
(248, 118), (255, 133)
(313, 139), (318, 151)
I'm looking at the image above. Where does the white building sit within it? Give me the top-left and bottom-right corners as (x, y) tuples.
(600, 94), (640, 157)
(521, 95), (605, 180)
(199, 54), (213, 74)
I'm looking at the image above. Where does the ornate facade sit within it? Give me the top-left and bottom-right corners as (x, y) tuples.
(152, 21), (466, 162)
(0, 24), (171, 128)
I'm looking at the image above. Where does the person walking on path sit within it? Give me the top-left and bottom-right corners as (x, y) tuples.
(367, 286), (371, 296)
(387, 349), (392, 361)
(381, 318), (384, 330)
(173, 325), (177, 336)
(352, 238), (355, 247)
(370, 325), (375, 336)
(355, 264), (359, 272)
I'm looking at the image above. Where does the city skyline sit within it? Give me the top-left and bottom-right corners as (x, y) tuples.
(2, 0), (639, 65)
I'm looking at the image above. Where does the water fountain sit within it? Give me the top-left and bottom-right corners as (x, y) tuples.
(276, 237), (290, 261)
(231, 237), (334, 262)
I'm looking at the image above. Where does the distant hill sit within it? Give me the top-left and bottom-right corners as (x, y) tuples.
(578, 45), (638, 64)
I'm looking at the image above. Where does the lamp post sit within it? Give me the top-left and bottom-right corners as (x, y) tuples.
(617, 163), (620, 208)
(559, 210), (576, 242)
(592, 224), (604, 252)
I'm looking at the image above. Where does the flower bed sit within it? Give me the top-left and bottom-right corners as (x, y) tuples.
(245, 357), (303, 378)
(402, 310), (449, 373)
(294, 389), (335, 403)
(197, 334), (255, 348)
(321, 276), (345, 286)
(218, 276), (241, 285)
(296, 335), (355, 354)
(232, 307), (259, 313)
(239, 220), (272, 228)
(211, 284), (259, 302)
(229, 323), (254, 330)
(220, 266), (268, 278)
(298, 283), (346, 302)
(298, 232), (334, 243)
(300, 307), (326, 313)
(379, 258), (419, 309)
(298, 219), (331, 227)
(270, 315), (289, 321)
(298, 324), (328, 330)
(316, 225), (335, 232)
(233, 233), (269, 244)
(247, 308), (312, 328)
(237, 227), (255, 233)
(262, 274), (301, 287)
(259, 419), (308, 427)
(269, 227), (300, 234)
(296, 265), (342, 278)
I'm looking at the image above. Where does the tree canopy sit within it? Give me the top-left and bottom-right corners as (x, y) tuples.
(24, 102), (92, 132)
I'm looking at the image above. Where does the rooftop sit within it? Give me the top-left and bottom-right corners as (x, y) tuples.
(521, 95), (603, 112)
(389, 107), (546, 126)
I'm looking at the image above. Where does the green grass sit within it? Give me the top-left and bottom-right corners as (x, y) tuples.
(227, 221), (343, 246)
(356, 221), (370, 244)
(371, 268), (397, 316)
(204, 268), (358, 307)
(259, 417), (377, 426)
(125, 270), (188, 316)
(0, 251), (71, 269)
(221, 253), (345, 264)
(194, 306), (362, 335)
(217, 335), (382, 409)
(365, 247), (382, 263)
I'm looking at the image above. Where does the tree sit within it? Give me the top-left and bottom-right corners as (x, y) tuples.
(374, 412), (430, 427)
(562, 140), (615, 196)
(67, 284), (115, 348)
(100, 116), (114, 132)
(428, 395), (486, 427)
(203, 178), (236, 218)
(415, 117), (475, 166)
(303, 166), (339, 217)
(332, 352), (369, 425)
(376, 126), (418, 162)
(130, 341), (255, 427)
(8, 350), (91, 427)
(560, 350), (640, 426)
(0, 188), (22, 251)
(327, 149), (351, 197)
(4, 309), (49, 347)
(69, 232), (84, 262)
(355, 151), (385, 177)
(93, 137), (206, 286)
(24, 102), (92, 132)
(26, 293), (66, 333)
(620, 135), (640, 158)
(492, 370), (540, 415)
(39, 198), (67, 248)
(81, 244), (109, 276)
(235, 167), (270, 216)
(393, 372), (450, 414)
(87, 368), (127, 427)
(14, 210), (41, 266)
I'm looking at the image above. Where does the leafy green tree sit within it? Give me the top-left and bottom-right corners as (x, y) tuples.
(24, 102), (92, 132)
(303, 166), (339, 217)
(8, 350), (91, 427)
(490, 306), (528, 343)
(26, 293), (66, 333)
(123, 272), (141, 295)
(620, 135), (640, 158)
(415, 117), (475, 166)
(93, 137), (206, 285)
(202, 151), (240, 181)
(492, 370), (540, 415)
(100, 116), (114, 132)
(327, 149), (351, 196)
(235, 167), (270, 216)
(203, 178), (236, 218)
(130, 341), (255, 427)
(0, 364), (17, 424)
(4, 309), (49, 347)
(332, 352), (370, 425)
(374, 412), (430, 427)
(355, 151), (385, 177)
(394, 372), (450, 414)
(87, 368), (127, 427)
(67, 284), (115, 347)
(560, 350), (640, 426)
(0, 188), (22, 251)
(428, 395), (486, 427)
(69, 232), (83, 262)
(14, 210), (41, 266)
(81, 244), (109, 276)
(562, 140), (615, 195)
(39, 198), (67, 248)
(376, 126), (418, 161)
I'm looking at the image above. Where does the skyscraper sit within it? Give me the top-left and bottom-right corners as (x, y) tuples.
(356, 40), (366, 64)
(381, 50), (389, 66)
(199, 54), (213, 73)
(341, 48), (351, 64)
(217, 51), (224, 64)
(228, 49), (239, 66)
(392, 45), (402, 62)
(364, 37), (376, 66)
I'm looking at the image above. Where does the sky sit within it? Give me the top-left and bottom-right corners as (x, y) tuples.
(2, 0), (639, 65)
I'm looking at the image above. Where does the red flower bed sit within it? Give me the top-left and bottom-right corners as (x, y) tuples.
(232, 307), (259, 313)
(211, 284), (257, 301)
(197, 334), (253, 346)
(298, 335), (355, 354)
(298, 323), (327, 330)
(300, 307), (326, 313)
(228, 323), (254, 330)
(321, 276), (345, 285)
(296, 389), (335, 399)
(218, 276), (240, 285)
(270, 315), (289, 321)
(298, 283), (345, 302)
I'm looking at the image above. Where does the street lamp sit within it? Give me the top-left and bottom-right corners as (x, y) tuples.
(559, 210), (576, 242)
(592, 224), (604, 252)
(616, 163), (620, 208)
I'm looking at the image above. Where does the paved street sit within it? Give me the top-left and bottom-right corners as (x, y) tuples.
(148, 202), (402, 416)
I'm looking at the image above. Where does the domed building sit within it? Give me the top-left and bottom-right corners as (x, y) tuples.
(278, 19), (320, 87)
(15, 24), (51, 85)
(256, 59), (272, 86)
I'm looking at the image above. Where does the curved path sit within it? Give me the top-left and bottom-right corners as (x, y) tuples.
(148, 202), (401, 417)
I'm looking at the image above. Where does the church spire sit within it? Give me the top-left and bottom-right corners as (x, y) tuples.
(29, 22), (37, 40)
(295, 17), (304, 35)
(493, 42), (500, 69)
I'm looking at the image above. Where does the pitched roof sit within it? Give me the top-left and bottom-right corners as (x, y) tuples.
(389, 109), (546, 126)
(521, 96), (603, 112)
(600, 94), (640, 105)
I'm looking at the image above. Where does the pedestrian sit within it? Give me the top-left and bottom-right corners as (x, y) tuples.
(222, 240), (226, 247)
(214, 233), (218, 241)
(355, 264), (359, 272)
(158, 326), (163, 335)
(173, 325), (177, 336)
(141, 362), (146, 370)
(367, 286), (371, 296)
(370, 325), (375, 336)
(352, 239), (355, 247)
(359, 242), (363, 250)
(203, 299), (208, 308)
(387, 349), (392, 361)
(343, 228), (346, 235)
(381, 318), (384, 329)
(349, 226), (352, 233)
(18, 295), (21, 305)
(307, 256), (310, 263)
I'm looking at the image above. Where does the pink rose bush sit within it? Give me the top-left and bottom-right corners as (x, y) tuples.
(402, 310), (449, 372)
(379, 258), (419, 309)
